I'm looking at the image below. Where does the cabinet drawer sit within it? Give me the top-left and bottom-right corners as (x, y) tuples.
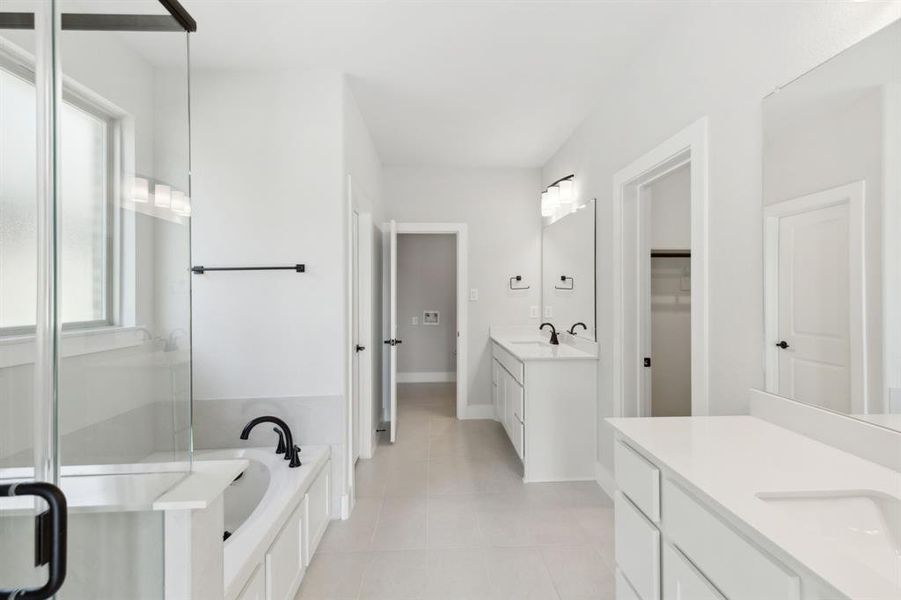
(662, 543), (724, 600)
(265, 503), (305, 600)
(305, 463), (330, 564)
(236, 564), (265, 600)
(615, 492), (660, 600)
(615, 441), (660, 522)
(492, 342), (524, 385)
(616, 568), (642, 600)
(663, 479), (799, 600)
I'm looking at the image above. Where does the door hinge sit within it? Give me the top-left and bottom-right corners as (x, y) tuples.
(643, 357), (651, 368)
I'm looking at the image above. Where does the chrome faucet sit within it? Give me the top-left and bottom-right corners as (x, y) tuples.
(539, 322), (560, 345)
(240, 416), (301, 467)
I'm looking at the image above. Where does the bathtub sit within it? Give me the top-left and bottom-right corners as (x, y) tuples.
(195, 445), (331, 599)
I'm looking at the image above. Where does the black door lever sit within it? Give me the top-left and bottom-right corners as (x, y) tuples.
(355, 344), (366, 353)
(776, 340), (790, 349)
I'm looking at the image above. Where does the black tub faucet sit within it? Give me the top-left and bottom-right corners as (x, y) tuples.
(240, 416), (301, 467)
(568, 322), (588, 336)
(539, 322), (560, 345)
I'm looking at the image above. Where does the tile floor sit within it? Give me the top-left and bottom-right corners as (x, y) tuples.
(296, 383), (615, 600)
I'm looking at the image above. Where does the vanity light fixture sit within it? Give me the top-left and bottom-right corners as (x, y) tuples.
(154, 184), (172, 209)
(540, 174), (576, 219)
(558, 178), (575, 208)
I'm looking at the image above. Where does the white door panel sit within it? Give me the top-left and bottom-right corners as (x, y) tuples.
(766, 182), (866, 414)
(388, 220), (398, 443)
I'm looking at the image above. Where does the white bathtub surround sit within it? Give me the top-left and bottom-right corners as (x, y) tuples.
(192, 395), (346, 517)
(194, 447), (331, 600)
(0, 460), (246, 599)
(489, 327), (598, 482)
(608, 416), (901, 600)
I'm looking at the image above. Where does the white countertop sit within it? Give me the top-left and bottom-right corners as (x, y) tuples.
(490, 329), (597, 361)
(607, 416), (901, 600)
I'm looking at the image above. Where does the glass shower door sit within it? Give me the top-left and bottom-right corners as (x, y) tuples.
(1, 1), (194, 597)
(0, 1), (53, 595)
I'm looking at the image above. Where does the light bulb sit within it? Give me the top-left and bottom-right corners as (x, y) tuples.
(541, 191), (553, 217)
(558, 179), (574, 207)
(171, 190), (186, 214)
(154, 184), (171, 209)
(133, 177), (149, 203)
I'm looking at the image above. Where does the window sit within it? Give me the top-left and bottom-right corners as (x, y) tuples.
(0, 63), (116, 333)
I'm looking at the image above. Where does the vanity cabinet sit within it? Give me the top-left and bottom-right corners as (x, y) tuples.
(490, 340), (596, 481)
(613, 439), (821, 600)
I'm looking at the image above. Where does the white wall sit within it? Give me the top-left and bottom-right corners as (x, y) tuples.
(191, 69), (345, 401)
(384, 167), (541, 412)
(191, 69), (385, 512)
(541, 2), (901, 476)
(397, 234), (457, 379)
(649, 163), (691, 250)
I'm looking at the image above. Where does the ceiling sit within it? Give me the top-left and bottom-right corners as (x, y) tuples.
(162, 1), (691, 168)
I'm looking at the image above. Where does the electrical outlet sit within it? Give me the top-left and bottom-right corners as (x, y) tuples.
(544, 305), (553, 318)
(470, 288), (479, 301)
(412, 316), (418, 325)
(530, 306), (539, 319)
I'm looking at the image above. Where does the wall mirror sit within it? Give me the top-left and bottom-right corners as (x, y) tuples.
(541, 198), (596, 340)
(761, 20), (901, 432)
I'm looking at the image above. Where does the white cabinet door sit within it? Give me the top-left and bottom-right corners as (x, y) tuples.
(492, 359), (502, 421)
(235, 565), (265, 600)
(265, 503), (305, 600)
(616, 569), (643, 600)
(662, 543), (724, 600)
(663, 479), (799, 600)
(615, 492), (660, 600)
(305, 464), (331, 564)
(504, 370), (515, 436)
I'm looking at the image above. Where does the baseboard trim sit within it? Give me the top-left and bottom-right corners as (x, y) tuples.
(461, 404), (495, 420)
(397, 371), (456, 383)
(595, 461), (616, 501)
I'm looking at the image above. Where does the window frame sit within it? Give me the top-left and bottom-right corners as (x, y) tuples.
(0, 52), (121, 336)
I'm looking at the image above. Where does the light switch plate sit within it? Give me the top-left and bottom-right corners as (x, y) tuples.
(470, 288), (479, 301)
(544, 306), (553, 318)
(530, 306), (539, 318)
(412, 316), (418, 325)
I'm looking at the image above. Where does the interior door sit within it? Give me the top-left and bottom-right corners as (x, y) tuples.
(351, 212), (361, 462)
(386, 220), (399, 443)
(775, 201), (859, 412)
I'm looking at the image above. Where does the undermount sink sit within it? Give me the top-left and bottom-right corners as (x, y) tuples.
(756, 489), (901, 584)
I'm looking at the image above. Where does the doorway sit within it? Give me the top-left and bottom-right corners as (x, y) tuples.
(613, 118), (709, 418)
(643, 163), (692, 416)
(382, 222), (468, 443)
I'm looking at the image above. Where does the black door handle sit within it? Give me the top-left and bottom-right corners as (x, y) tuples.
(0, 481), (67, 600)
(383, 339), (403, 346)
(776, 340), (790, 349)
(355, 345), (366, 353)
